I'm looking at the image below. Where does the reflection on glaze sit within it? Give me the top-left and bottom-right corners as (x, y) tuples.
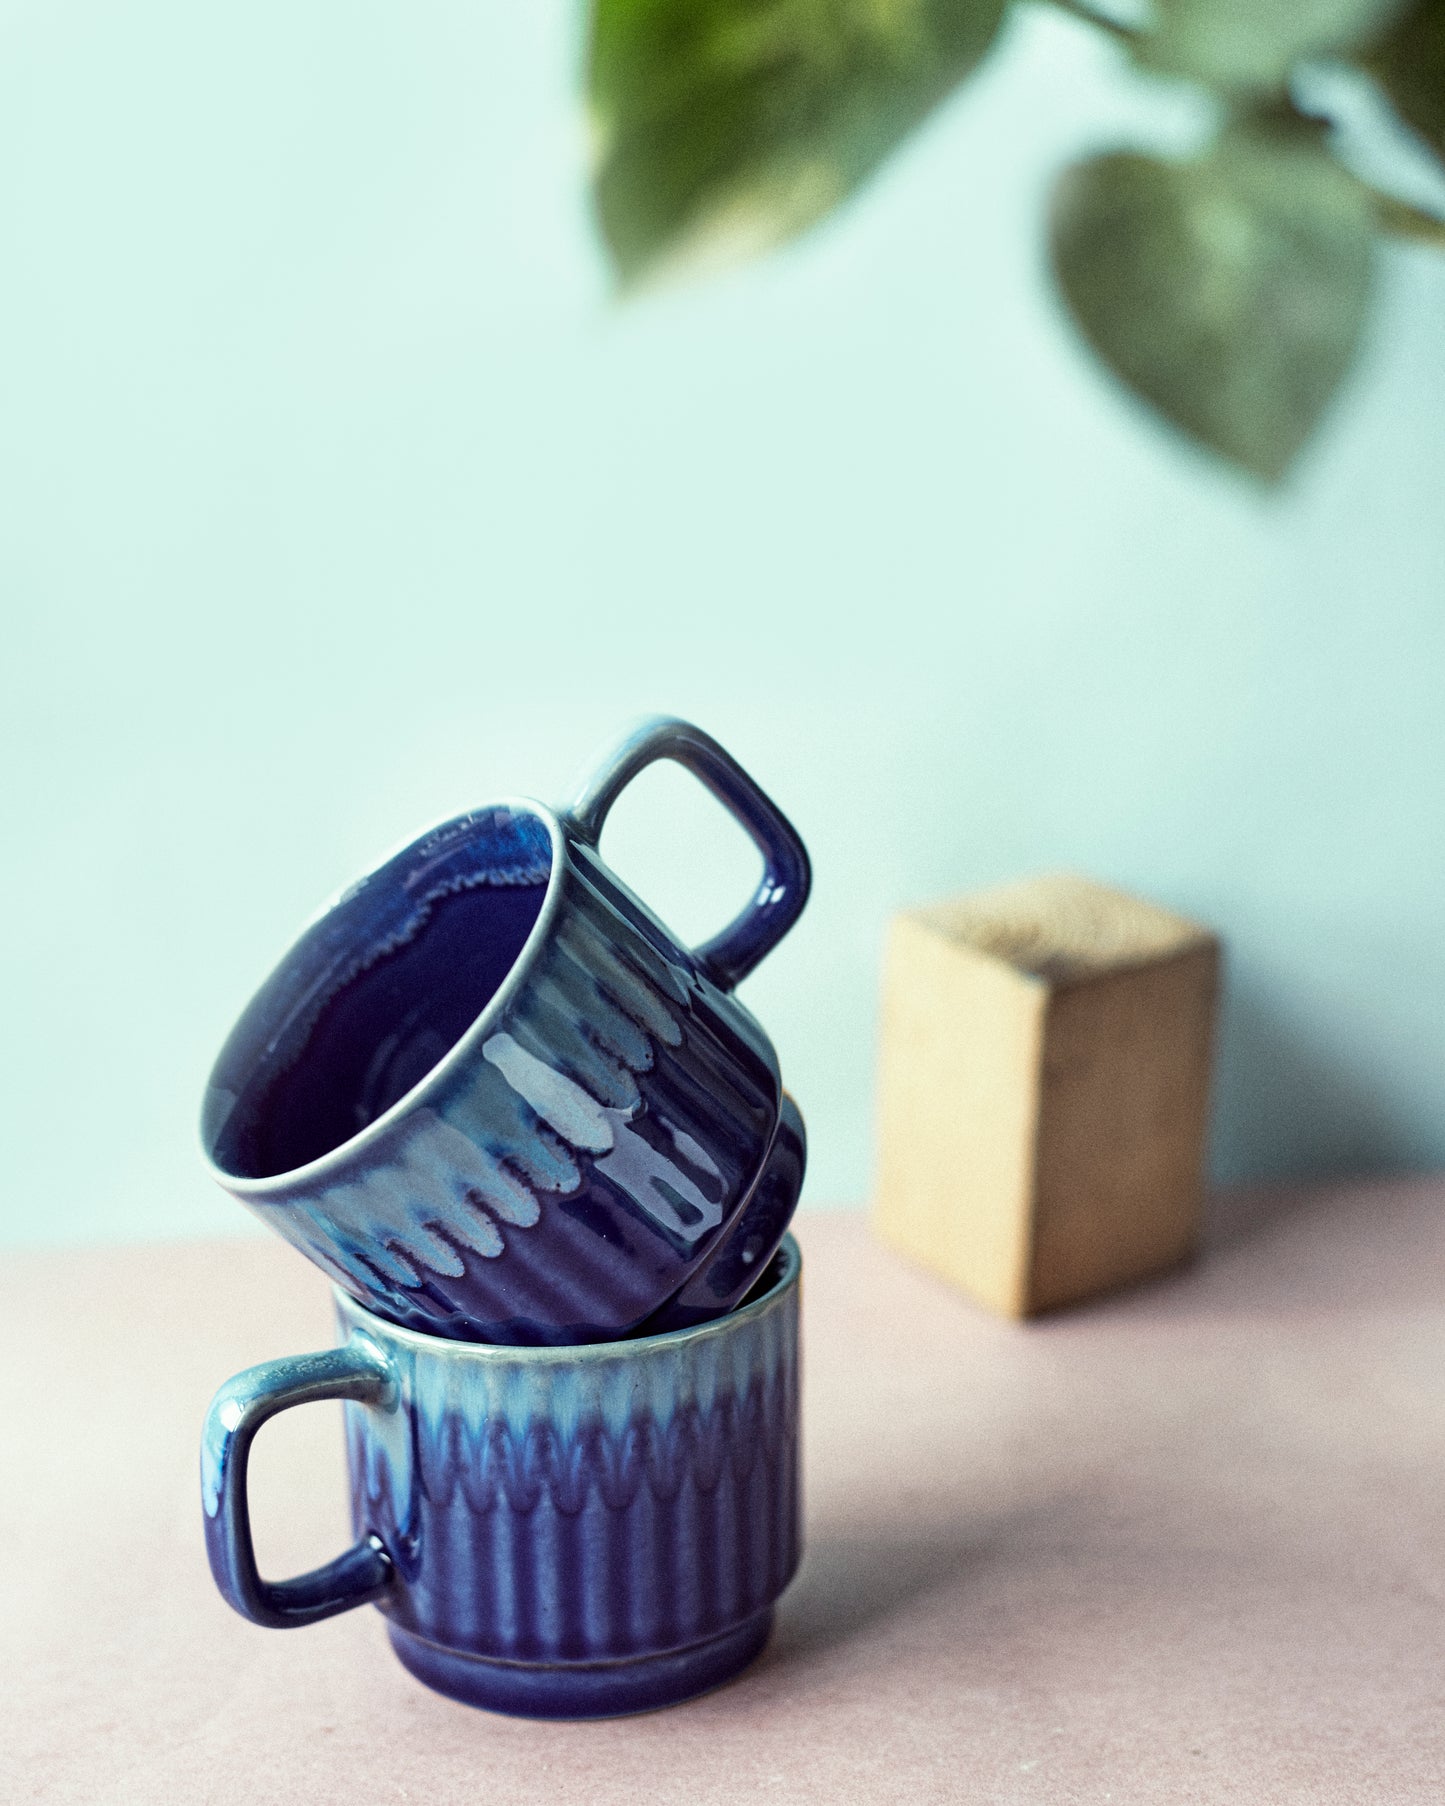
(208, 808), (780, 1343)
(202, 717), (810, 1345)
(341, 1243), (801, 1670)
(206, 806), (555, 1181)
(641, 1092), (806, 1334)
(244, 874), (737, 1308)
(200, 1241), (804, 1717)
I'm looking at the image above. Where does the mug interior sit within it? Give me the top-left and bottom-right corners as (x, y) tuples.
(205, 804), (554, 1182)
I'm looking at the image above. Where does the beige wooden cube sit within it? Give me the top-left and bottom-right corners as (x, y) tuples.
(872, 873), (1220, 1317)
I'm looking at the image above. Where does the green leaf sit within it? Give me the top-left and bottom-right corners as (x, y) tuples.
(588, 0), (1009, 285)
(1049, 127), (1375, 481)
(1139, 0), (1405, 89)
(1366, 0), (1445, 155)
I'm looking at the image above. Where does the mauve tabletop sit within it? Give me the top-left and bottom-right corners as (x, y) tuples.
(4, 1182), (1443, 1804)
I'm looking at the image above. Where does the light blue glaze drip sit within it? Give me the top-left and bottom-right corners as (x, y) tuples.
(248, 872), (733, 1313)
(237, 808), (554, 1096)
(340, 1249), (798, 1528)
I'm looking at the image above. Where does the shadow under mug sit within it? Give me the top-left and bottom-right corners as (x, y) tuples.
(202, 1237), (802, 1719)
(201, 717), (810, 1344)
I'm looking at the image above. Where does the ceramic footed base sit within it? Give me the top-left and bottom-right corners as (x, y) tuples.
(386, 1608), (774, 1719)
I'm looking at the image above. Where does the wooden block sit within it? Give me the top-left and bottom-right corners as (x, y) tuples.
(872, 873), (1220, 1317)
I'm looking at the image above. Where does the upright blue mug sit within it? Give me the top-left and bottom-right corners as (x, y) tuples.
(202, 1239), (802, 1718)
(201, 718), (810, 1344)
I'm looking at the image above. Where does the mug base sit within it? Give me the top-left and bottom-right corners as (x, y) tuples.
(385, 1608), (774, 1720)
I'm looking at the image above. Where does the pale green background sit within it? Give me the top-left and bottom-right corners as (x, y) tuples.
(3, 2), (1443, 1246)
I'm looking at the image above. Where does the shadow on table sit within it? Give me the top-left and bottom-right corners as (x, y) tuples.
(1197, 1178), (1328, 1259)
(767, 1526), (984, 1663)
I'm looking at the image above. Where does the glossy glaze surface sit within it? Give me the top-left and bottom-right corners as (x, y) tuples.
(202, 1238), (802, 1717)
(201, 717), (810, 1343)
(385, 1611), (775, 1719)
(641, 1092), (805, 1334)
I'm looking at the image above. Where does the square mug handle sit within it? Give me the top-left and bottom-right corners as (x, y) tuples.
(201, 1342), (394, 1629)
(564, 716), (811, 993)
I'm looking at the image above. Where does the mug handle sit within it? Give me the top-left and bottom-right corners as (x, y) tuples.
(564, 716), (811, 993)
(201, 1341), (395, 1630)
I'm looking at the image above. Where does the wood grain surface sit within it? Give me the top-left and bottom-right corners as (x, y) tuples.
(875, 874), (1219, 1316)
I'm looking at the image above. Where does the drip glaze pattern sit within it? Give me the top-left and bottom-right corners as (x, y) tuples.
(202, 717), (810, 1344)
(202, 1240), (803, 1717)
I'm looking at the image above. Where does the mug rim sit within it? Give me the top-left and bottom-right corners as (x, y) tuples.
(201, 794), (571, 1197)
(331, 1234), (801, 1365)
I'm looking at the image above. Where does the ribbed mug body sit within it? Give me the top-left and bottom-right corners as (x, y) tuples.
(338, 1237), (802, 1716)
(205, 808), (782, 1343)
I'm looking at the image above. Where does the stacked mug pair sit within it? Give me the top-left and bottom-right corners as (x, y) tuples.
(200, 718), (811, 1718)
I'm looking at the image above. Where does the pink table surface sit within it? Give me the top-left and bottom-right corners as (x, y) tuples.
(4, 1181), (1444, 1804)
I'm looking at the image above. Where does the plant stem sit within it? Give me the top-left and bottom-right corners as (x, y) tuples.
(1045, 0), (1142, 44)
(1373, 193), (1445, 249)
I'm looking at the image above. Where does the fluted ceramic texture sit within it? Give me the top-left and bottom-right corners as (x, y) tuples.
(205, 805), (781, 1343)
(338, 1240), (801, 1668)
(643, 1092), (806, 1334)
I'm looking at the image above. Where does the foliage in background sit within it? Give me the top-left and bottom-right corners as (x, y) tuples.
(586, 0), (1445, 482)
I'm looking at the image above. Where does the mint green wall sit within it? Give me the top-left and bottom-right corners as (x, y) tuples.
(3, 4), (1443, 1244)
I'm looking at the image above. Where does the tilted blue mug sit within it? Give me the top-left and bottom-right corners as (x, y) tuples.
(201, 717), (810, 1344)
(641, 1091), (805, 1335)
(202, 1237), (802, 1718)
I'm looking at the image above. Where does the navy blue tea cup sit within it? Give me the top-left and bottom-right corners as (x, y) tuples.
(201, 718), (810, 1344)
(202, 1237), (802, 1718)
(641, 1091), (805, 1335)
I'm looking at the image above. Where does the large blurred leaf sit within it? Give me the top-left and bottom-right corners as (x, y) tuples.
(1366, 0), (1445, 154)
(589, 0), (1008, 285)
(1140, 0), (1404, 89)
(1050, 127), (1375, 481)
